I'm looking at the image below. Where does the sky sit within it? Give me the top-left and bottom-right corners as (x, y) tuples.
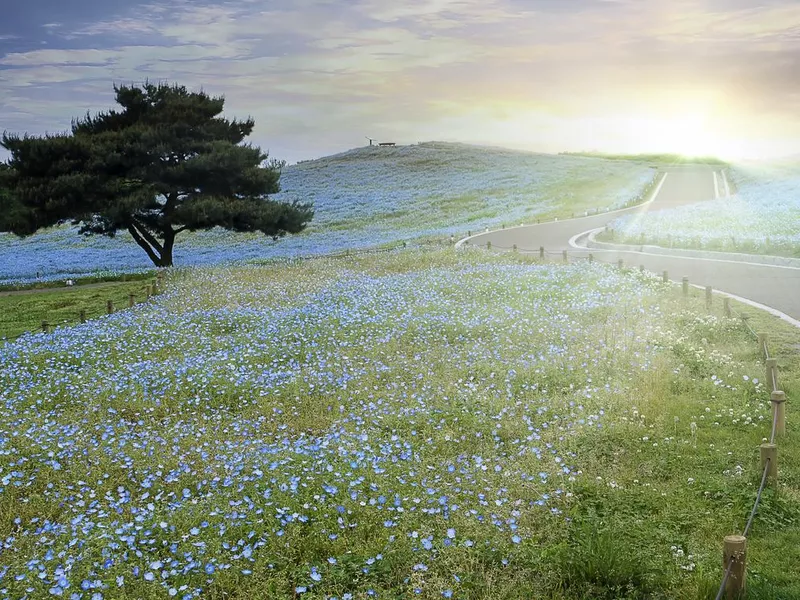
(1, 0), (799, 164)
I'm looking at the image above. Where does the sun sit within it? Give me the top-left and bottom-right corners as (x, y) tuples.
(652, 113), (725, 158)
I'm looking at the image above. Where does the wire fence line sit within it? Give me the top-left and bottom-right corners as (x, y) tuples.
(0, 276), (164, 343)
(467, 237), (786, 600)
(715, 391), (782, 597)
(699, 301), (783, 599)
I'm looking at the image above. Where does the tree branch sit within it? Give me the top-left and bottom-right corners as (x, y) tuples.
(127, 223), (162, 266)
(130, 217), (164, 253)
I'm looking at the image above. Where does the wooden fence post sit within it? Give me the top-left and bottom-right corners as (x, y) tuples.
(663, 270), (668, 283)
(540, 246), (545, 259)
(771, 391), (786, 437)
(639, 264), (645, 273)
(129, 293), (135, 308)
(617, 259), (623, 269)
(760, 443), (778, 487)
(766, 358), (778, 391)
(79, 310), (86, 324)
(487, 241), (492, 250)
(682, 277), (689, 297)
(563, 250), (568, 263)
(706, 286), (713, 309)
(588, 254), (594, 262)
(724, 297), (732, 317)
(107, 300), (114, 315)
(512, 244), (517, 252)
(41, 321), (49, 333)
(757, 333), (769, 357)
(723, 535), (747, 599)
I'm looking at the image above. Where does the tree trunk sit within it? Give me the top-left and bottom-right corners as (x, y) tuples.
(159, 228), (176, 267)
(127, 222), (176, 267)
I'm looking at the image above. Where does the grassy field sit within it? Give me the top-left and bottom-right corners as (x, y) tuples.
(0, 248), (797, 599)
(0, 271), (156, 293)
(0, 278), (157, 340)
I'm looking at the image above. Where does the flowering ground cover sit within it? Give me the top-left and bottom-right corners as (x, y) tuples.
(1, 248), (798, 599)
(605, 161), (800, 257)
(0, 143), (654, 286)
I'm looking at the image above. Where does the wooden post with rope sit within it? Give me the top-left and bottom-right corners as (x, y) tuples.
(723, 535), (747, 599)
(771, 391), (786, 437)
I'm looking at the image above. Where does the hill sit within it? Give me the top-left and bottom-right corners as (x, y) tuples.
(0, 142), (655, 285)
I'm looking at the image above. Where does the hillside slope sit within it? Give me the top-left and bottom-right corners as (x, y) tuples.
(0, 142), (654, 284)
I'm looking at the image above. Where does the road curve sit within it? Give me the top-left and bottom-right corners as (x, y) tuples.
(459, 167), (800, 324)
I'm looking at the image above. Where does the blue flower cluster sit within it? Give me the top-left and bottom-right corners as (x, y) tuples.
(0, 252), (669, 598)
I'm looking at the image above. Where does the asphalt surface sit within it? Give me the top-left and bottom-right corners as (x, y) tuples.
(461, 167), (800, 323)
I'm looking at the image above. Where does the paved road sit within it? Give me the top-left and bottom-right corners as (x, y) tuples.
(461, 167), (800, 323)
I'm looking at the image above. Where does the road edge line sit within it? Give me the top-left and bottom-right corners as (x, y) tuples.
(455, 172), (669, 249)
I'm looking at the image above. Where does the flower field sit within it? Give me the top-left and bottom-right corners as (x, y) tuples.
(0, 143), (654, 286)
(2, 249), (797, 599)
(607, 161), (800, 256)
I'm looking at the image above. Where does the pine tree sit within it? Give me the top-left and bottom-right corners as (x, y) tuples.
(1, 82), (313, 267)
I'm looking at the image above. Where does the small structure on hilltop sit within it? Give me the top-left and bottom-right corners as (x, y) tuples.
(365, 136), (395, 147)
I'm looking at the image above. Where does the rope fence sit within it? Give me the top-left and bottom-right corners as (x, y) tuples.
(456, 172), (662, 243)
(0, 272), (166, 343)
(464, 239), (788, 599)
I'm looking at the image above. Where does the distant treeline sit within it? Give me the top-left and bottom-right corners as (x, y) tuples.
(561, 151), (728, 166)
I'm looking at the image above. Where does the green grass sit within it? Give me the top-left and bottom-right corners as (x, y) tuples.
(0, 270), (156, 292)
(0, 249), (798, 599)
(596, 230), (800, 260)
(0, 278), (158, 339)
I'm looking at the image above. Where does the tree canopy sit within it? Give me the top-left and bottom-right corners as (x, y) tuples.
(0, 82), (313, 266)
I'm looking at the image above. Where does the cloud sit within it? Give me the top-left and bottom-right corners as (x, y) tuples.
(1, 0), (800, 162)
